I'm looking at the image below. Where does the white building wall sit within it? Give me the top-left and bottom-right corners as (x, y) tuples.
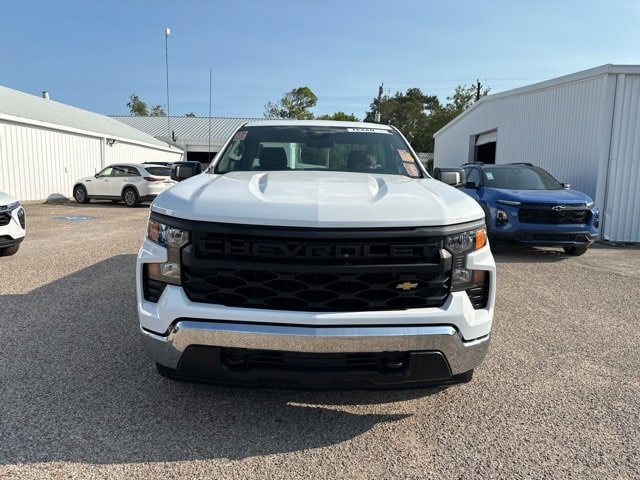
(604, 74), (640, 241)
(434, 74), (612, 200)
(104, 140), (183, 166)
(0, 121), (101, 201)
(0, 119), (183, 202)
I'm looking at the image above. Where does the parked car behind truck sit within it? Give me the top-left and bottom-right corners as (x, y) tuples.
(0, 191), (26, 256)
(136, 120), (496, 388)
(457, 162), (600, 255)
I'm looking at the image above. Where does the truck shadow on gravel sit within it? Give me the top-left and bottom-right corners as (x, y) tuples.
(0, 255), (434, 465)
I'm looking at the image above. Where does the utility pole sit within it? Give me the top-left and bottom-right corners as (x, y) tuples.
(165, 27), (171, 142)
(476, 79), (481, 101)
(374, 83), (384, 123)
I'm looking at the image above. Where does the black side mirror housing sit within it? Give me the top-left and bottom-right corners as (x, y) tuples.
(171, 161), (202, 182)
(465, 180), (479, 189)
(433, 167), (466, 187)
(562, 183), (571, 189)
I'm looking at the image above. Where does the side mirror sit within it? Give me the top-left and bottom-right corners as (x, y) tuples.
(171, 161), (202, 182)
(561, 183), (571, 189)
(433, 167), (466, 187)
(465, 180), (479, 189)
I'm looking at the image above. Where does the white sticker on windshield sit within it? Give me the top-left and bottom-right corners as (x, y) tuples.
(346, 128), (391, 134)
(485, 172), (494, 180)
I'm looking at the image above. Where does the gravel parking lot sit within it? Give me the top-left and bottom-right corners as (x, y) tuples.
(1, 202), (638, 479)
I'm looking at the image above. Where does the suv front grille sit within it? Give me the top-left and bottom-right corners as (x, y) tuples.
(518, 204), (590, 225)
(181, 225), (451, 312)
(0, 213), (10, 227)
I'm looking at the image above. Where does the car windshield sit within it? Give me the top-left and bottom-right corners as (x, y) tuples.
(483, 166), (563, 190)
(144, 167), (171, 176)
(213, 125), (424, 178)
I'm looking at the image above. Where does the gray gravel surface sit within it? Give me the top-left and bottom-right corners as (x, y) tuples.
(1, 202), (638, 479)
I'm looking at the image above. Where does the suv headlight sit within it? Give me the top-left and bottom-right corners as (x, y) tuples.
(145, 220), (190, 285)
(444, 226), (488, 291)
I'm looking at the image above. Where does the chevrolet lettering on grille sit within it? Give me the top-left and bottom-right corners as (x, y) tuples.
(206, 240), (431, 259)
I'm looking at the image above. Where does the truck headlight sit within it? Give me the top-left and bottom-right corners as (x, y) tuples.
(146, 220), (190, 285)
(444, 227), (488, 293)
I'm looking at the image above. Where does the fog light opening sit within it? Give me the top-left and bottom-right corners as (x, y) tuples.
(382, 352), (406, 370)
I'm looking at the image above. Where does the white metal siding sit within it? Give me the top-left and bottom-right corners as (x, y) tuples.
(0, 121), (101, 201)
(435, 75), (611, 199)
(603, 74), (640, 241)
(104, 141), (183, 166)
(0, 120), (183, 202)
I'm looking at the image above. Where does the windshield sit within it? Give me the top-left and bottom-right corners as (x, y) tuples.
(483, 166), (563, 190)
(213, 125), (423, 178)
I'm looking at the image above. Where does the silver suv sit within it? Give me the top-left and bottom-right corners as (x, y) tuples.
(73, 163), (176, 207)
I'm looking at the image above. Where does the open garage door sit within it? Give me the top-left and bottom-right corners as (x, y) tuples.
(475, 130), (496, 164)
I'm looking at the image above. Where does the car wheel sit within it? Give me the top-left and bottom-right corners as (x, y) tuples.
(0, 244), (20, 256)
(73, 185), (90, 204)
(563, 246), (589, 256)
(123, 187), (140, 207)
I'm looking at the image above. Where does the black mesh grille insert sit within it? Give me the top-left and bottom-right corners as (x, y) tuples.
(0, 213), (10, 227)
(518, 205), (590, 225)
(181, 225), (451, 312)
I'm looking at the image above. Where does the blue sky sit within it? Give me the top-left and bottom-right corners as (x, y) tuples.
(2, 0), (639, 119)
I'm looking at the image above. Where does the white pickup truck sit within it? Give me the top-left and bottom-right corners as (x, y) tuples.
(136, 120), (496, 388)
(0, 191), (26, 257)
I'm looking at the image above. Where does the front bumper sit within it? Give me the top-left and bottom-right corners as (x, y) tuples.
(142, 321), (490, 387)
(491, 229), (599, 246)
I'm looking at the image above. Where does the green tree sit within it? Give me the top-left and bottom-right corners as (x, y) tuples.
(150, 105), (166, 117)
(127, 94), (148, 116)
(264, 86), (318, 119)
(316, 111), (359, 121)
(365, 88), (440, 151)
(185, 112), (196, 117)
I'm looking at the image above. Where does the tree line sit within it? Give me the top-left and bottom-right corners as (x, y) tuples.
(126, 83), (488, 152)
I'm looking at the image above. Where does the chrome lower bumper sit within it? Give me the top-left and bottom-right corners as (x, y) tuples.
(141, 320), (490, 375)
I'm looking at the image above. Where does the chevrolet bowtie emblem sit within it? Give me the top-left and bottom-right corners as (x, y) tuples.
(396, 282), (418, 291)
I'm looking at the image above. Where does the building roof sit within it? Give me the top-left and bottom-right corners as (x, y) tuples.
(0, 85), (177, 151)
(434, 64), (640, 137)
(112, 116), (262, 144)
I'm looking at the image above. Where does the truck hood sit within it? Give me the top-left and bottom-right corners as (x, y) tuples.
(490, 188), (594, 205)
(151, 171), (484, 228)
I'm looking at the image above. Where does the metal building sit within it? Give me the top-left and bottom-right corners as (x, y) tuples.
(434, 64), (640, 242)
(112, 116), (260, 164)
(0, 86), (183, 202)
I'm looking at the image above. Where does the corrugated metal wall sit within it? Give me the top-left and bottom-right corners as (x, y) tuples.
(0, 120), (183, 201)
(104, 141), (183, 165)
(434, 75), (612, 199)
(0, 121), (101, 201)
(603, 74), (640, 241)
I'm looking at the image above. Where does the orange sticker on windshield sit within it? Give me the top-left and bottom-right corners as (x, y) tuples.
(397, 149), (413, 162)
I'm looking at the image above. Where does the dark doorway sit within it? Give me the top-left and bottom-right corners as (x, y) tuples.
(187, 151), (217, 164)
(475, 142), (496, 164)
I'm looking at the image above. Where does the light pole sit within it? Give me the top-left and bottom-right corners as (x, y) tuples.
(165, 27), (171, 142)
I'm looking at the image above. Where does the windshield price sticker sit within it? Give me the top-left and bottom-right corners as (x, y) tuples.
(233, 130), (248, 141)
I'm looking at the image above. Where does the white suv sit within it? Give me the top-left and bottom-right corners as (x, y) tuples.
(0, 191), (26, 256)
(73, 163), (176, 207)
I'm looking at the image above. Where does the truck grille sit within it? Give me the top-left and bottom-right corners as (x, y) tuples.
(181, 225), (450, 312)
(518, 204), (590, 225)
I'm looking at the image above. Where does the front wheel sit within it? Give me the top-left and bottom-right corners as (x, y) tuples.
(123, 187), (140, 207)
(0, 244), (20, 256)
(73, 185), (89, 204)
(563, 246), (589, 256)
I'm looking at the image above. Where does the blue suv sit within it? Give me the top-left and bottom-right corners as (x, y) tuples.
(458, 163), (599, 255)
